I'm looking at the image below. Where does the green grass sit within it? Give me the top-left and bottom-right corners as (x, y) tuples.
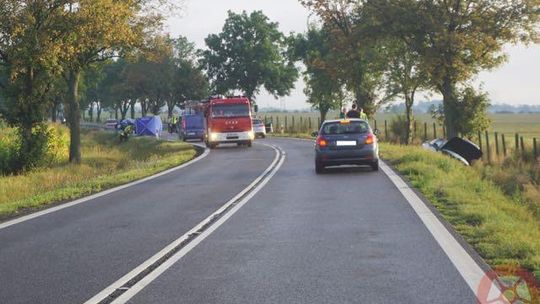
(0, 129), (197, 218)
(379, 143), (540, 286)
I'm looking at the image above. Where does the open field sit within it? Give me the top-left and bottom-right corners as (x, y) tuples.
(259, 111), (540, 139)
(0, 127), (196, 218)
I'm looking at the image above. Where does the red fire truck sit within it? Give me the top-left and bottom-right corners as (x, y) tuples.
(183, 96), (255, 149)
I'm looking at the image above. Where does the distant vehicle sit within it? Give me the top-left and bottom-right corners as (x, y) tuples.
(104, 119), (118, 129)
(422, 137), (482, 166)
(252, 118), (266, 138)
(179, 113), (205, 142)
(184, 96), (255, 149)
(313, 119), (379, 174)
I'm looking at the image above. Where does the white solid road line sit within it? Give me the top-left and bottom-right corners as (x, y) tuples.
(0, 145), (210, 231)
(84, 144), (285, 304)
(380, 161), (503, 302)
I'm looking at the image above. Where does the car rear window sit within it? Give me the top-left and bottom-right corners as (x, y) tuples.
(321, 121), (370, 135)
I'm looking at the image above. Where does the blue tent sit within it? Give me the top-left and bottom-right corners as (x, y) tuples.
(135, 116), (163, 137)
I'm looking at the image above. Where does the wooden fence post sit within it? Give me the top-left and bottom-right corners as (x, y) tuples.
(424, 122), (428, 140)
(515, 133), (519, 152)
(384, 120), (388, 141)
(299, 117), (303, 133)
(414, 121), (417, 139)
(308, 117), (312, 130)
(501, 134), (507, 157)
(485, 131), (491, 164)
(433, 123), (437, 138)
(494, 132), (499, 158)
(442, 125), (446, 138)
(317, 117), (321, 128)
(478, 131), (483, 153)
(534, 138), (538, 160)
(285, 116), (288, 133)
(292, 116), (295, 133)
(276, 116), (280, 133)
(520, 136), (525, 157)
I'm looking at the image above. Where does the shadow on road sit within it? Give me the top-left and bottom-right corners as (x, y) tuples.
(320, 165), (375, 175)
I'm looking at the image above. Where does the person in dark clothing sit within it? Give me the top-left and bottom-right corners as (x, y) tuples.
(346, 104), (360, 118)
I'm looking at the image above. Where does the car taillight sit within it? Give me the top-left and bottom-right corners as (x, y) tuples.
(317, 136), (328, 147)
(365, 133), (375, 145)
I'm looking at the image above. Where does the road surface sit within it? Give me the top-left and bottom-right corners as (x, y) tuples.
(0, 138), (481, 303)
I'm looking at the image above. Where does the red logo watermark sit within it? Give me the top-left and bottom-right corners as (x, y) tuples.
(477, 265), (539, 304)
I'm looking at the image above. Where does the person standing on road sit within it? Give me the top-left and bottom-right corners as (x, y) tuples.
(339, 107), (347, 119)
(359, 107), (368, 121)
(346, 104), (360, 119)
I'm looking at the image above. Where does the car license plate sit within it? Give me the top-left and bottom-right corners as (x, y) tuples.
(188, 132), (195, 135)
(336, 141), (357, 146)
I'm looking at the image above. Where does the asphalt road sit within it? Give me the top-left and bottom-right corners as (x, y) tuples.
(0, 143), (275, 304)
(0, 138), (479, 303)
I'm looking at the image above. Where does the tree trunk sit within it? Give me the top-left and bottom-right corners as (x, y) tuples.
(441, 77), (458, 138)
(114, 106), (119, 120)
(51, 102), (58, 123)
(141, 99), (147, 117)
(167, 99), (174, 119)
(88, 101), (94, 122)
(96, 101), (102, 122)
(404, 94), (414, 145)
(120, 100), (129, 120)
(320, 110), (327, 127)
(67, 69), (82, 164)
(130, 99), (136, 119)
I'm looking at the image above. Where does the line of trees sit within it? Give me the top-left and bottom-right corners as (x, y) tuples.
(298, 0), (539, 144)
(1, 1), (538, 174)
(0, 1), (208, 173)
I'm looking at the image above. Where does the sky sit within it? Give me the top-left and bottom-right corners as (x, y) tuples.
(166, 0), (540, 110)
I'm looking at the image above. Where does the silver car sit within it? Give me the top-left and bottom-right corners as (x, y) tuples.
(313, 119), (379, 173)
(252, 118), (266, 138)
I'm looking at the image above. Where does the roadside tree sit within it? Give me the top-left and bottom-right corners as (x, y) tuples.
(201, 10), (298, 103)
(292, 27), (344, 122)
(367, 0), (539, 138)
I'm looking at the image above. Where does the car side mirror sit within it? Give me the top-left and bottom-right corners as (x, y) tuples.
(253, 105), (259, 113)
(311, 131), (318, 137)
(373, 128), (380, 135)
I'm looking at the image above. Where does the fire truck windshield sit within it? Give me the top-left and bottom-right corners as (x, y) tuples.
(211, 104), (250, 118)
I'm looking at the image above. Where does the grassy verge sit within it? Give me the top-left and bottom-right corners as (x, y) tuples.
(0, 129), (197, 219)
(379, 143), (540, 285)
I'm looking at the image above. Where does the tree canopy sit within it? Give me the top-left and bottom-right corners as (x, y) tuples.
(201, 10), (298, 102)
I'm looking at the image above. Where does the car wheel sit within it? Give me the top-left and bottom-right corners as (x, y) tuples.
(261, 134), (266, 138)
(247, 141), (252, 148)
(315, 162), (325, 174)
(371, 160), (379, 171)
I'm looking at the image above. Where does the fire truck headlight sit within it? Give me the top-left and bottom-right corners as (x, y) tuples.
(248, 131), (255, 140)
(210, 132), (218, 141)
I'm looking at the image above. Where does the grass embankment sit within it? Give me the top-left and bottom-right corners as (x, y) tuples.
(379, 143), (540, 284)
(0, 128), (197, 219)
